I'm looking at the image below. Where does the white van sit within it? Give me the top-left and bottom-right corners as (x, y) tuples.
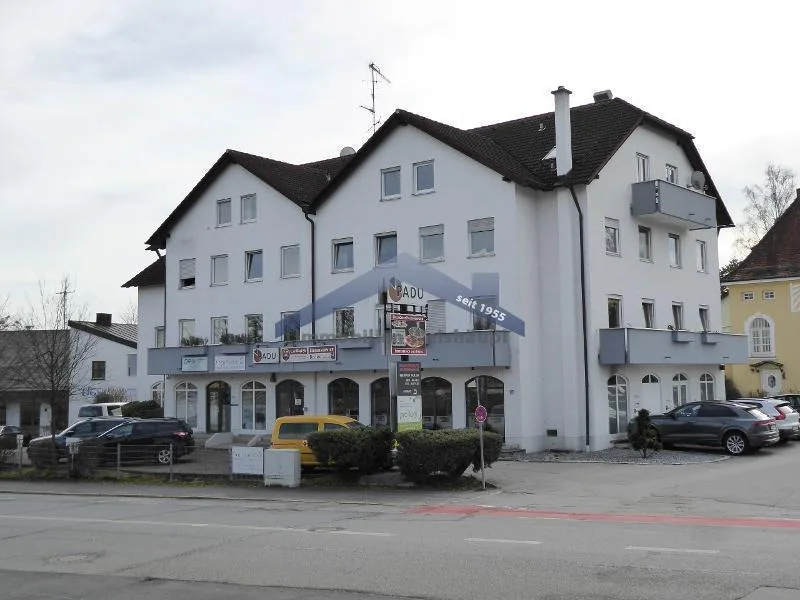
(77, 402), (129, 418)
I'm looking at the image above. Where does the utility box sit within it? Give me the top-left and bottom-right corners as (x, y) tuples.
(263, 448), (301, 488)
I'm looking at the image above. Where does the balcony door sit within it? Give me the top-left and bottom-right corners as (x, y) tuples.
(206, 381), (231, 433)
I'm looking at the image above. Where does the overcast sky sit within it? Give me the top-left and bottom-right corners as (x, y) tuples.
(2, 1), (798, 321)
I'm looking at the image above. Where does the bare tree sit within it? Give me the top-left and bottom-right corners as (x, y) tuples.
(13, 277), (98, 441)
(119, 298), (138, 325)
(734, 164), (796, 256)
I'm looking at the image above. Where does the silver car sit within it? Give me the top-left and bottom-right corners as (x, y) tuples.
(731, 398), (800, 443)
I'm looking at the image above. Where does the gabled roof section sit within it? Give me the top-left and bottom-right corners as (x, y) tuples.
(122, 256), (165, 288)
(145, 150), (354, 250)
(309, 99), (732, 227)
(68, 320), (137, 349)
(723, 191), (800, 282)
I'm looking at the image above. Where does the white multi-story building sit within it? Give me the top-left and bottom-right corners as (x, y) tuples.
(124, 87), (747, 451)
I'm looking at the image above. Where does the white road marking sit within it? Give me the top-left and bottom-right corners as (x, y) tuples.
(625, 546), (720, 555)
(0, 514), (391, 537)
(465, 537), (541, 545)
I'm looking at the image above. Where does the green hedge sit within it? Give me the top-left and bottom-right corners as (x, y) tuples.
(307, 427), (393, 474)
(395, 429), (503, 483)
(121, 400), (164, 419)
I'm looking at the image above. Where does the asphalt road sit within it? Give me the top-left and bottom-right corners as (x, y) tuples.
(0, 490), (799, 600)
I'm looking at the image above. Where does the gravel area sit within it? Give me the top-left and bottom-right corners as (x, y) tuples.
(522, 447), (730, 465)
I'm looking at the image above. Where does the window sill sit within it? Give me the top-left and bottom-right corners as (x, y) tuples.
(380, 195), (401, 202)
(210, 283), (229, 287)
(468, 252), (495, 259)
(281, 274), (301, 279)
(90, 378), (106, 381)
(412, 189), (435, 196)
(179, 286), (195, 290)
(606, 252), (621, 258)
(420, 257), (445, 264)
(639, 258), (653, 263)
(240, 219), (257, 225)
(244, 278), (263, 283)
(696, 269), (708, 274)
(670, 265), (683, 270)
(215, 223), (232, 229)
(374, 263), (398, 269)
(332, 268), (354, 274)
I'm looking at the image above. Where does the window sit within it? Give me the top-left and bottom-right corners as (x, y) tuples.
(700, 373), (715, 402)
(472, 296), (498, 331)
(179, 259), (196, 289)
(245, 250), (263, 281)
(175, 382), (198, 428)
(332, 238), (354, 272)
(211, 254), (228, 285)
(665, 164), (678, 184)
(465, 376), (505, 439)
(281, 311), (300, 341)
(642, 300), (655, 329)
(375, 232), (397, 266)
(469, 217), (495, 257)
(605, 218), (620, 255)
(381, 167), (401, 199)
(91, 361), (106, 380)
(638, 226), (652, 261)
(241, 194), (257, 223)
(642, 374), (659, 384)
(281, 245), (300, 278)
(764, 290), (775, 300)
(211, 317), (228, 344)
(241, 381), (267, 430)
(422, 377), (453, 430)
(697, 306), (710, 332)
(413, 161), (435, 194)
(216, 199), (231, 226)
(155, 327), (165, 348)
(127, 354), (137, 377)
(636, 154), (650, 182)
(671, 302), (684, 330)
(742, 291), (755, 301)
(668, 234), (681, 267)
(246, 314), (263, 342)
(419, 225), (444, 262)
(151, 382), (164, 406)
(276, 380), (304, 418)
(179, 319), (195, 345)
(335, 307), (355, 338)
(607, 296), (622, 328)
(696, 240), (707, 272)
(607, 375), (628, 434)
(672, 374), (688, 407)
(328, 378), (359, 418)
(748, 316), (774, 357)
(426, 299), (446, 333)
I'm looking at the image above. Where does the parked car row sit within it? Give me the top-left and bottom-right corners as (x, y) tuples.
(629, 397), (800, 456)
(26, 416), (194, 468)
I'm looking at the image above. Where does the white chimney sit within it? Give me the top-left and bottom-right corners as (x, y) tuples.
(551, 86), (573, 177)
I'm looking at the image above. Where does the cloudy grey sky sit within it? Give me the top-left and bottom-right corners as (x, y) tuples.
(1, 0), (798, 320)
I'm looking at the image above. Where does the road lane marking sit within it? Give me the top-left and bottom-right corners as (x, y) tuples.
(465, 537), (541, 545)
(0, 514), (391, 538)
(625, 546), (720, 555)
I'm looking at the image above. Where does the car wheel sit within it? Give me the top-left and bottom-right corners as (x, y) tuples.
(156, 447), (173, 465)
(724, 431), (749, 456)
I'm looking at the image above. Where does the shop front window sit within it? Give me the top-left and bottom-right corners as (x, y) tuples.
(466, 376), (504, 439)
(328, 378), (359, 419)
(421, 377), (452, 429)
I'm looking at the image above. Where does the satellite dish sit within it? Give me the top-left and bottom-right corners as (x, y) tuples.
(339, 146), (356, 157)
(690, 170), (706, 189)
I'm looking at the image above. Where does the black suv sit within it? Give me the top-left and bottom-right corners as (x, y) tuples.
(27, 417), (132, 467)
(97, 418), (195, 464)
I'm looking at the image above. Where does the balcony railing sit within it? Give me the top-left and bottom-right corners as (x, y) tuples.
(599, 327), (748, 366)
(631, 179), (717, 229)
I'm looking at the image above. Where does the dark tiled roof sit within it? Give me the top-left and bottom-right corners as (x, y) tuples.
(145, 150), (354, 249)
(0, 330), (69, 393)
(122, 256), (165, 288)
(68, 320), (137, 349)
(722, 191), (800, 282)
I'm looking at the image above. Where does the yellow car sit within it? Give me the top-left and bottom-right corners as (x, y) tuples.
(270, 415), (363, 467)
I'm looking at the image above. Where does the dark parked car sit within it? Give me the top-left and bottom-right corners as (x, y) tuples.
(27, 417), (132, 467)
(96, 418), (195, 464)
(0, 425), (29, 449)
(631, 401), (779, 455)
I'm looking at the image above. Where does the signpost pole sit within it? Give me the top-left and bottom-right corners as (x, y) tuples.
(474, 404), (488, 490)
(479, 421), (486, 490)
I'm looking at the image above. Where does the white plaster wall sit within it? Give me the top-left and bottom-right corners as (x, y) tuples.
(137, 284), (166, 402)
(164, 164), (311, 345)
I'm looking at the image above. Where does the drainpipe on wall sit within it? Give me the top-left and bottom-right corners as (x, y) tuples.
(304, 210), (316, 340)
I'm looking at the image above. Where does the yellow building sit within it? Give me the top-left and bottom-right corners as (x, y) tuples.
(722, 191), (800, 396)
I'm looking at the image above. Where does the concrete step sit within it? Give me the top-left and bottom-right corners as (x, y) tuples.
(499, 444), (527, 461)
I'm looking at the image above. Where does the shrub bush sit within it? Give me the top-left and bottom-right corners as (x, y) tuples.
(307, 427), (393, 474)
(395, 429), (503, 483)
(27, 439), (60, 469)
(628, 408), (662, 458)
(70, 437), (109, 477)
(122, 400), (164, 419)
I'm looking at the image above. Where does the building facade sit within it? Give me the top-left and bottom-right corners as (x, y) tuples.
(722, 191), (800, 396)
(125, 88), (747, 451)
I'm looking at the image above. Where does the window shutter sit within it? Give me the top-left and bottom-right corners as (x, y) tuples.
(469, 218), (494, 233)
(426, 299), (446, 333)
(179, 259), (195, 279)
(420, 224), (444, 236)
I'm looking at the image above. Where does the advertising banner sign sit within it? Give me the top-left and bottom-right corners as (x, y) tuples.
(390, 313), (426, 356)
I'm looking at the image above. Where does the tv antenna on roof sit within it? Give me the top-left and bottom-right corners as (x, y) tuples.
(361, 62), (391, 134)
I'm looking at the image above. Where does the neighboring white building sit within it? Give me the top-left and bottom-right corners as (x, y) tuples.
(123, 87), (747, 451)
(67, 313), (150, 424)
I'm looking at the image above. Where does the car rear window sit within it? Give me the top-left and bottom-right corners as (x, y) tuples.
(747, 408), (770, 420)
(345, 421), (366, 429)
(757, 403), (780, 416)
(278, 422), (319, 439)
(78, 406), (103, 417)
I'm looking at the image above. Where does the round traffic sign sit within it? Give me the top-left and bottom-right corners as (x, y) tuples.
(474, 405), (488, 424)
